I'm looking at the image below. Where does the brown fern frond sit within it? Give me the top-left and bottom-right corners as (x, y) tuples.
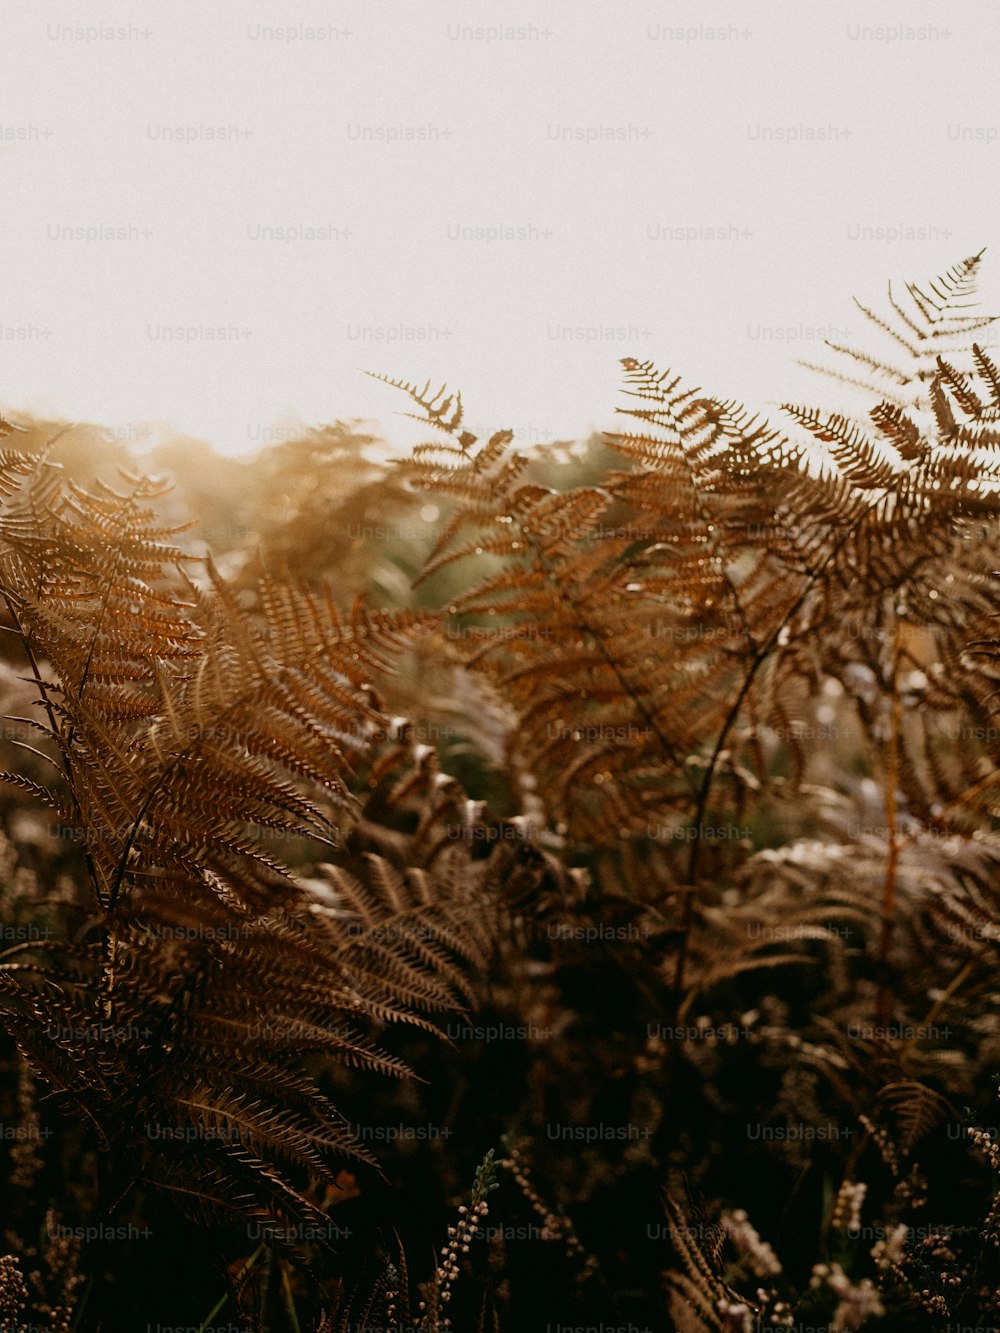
(874, 1080), (953, 1154)
(806, 252), (997, 410)
(0, 448), (495, 1238)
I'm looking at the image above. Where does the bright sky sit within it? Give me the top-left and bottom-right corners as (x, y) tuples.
(3, 1), (999, 458)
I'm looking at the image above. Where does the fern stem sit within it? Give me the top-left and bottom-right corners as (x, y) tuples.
(900, 959), (972, 1063)
(197, 1243), (265, 1333)
(668, 467), (912, 1030)
(669, 644), (768, 1027)
(281, 1260), (303, 1333)
(0, 588), (105, 909)
(876, 613), (903, 1028)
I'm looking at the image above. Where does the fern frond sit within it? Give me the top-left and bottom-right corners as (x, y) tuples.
(806, 253), (997, 411)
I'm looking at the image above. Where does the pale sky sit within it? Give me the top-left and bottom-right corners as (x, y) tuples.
(2, 1), (999, 458)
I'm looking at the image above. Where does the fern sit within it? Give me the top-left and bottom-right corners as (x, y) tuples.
(5, 252), (1000, 1330)
(0, 455), (500, 1243)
